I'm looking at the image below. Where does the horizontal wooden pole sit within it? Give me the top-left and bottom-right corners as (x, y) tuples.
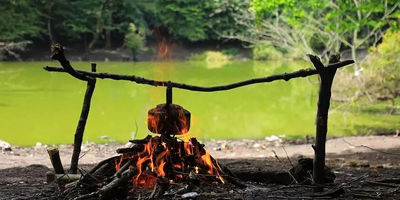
(43, 59), (353, 92)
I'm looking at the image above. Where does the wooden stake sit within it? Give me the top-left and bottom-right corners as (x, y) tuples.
(70, 63), (97, 174)
(47, 147), (65, 174)
(308, 54), (341, 190)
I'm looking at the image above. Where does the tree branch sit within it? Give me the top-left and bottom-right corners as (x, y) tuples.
(50, 44), (93, 81)
(44, 59), (354, 92)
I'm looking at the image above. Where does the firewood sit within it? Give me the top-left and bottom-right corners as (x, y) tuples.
(89, 155), (119, 174)
(129, 135), (152, 144)
(115, 160), (132, 178)
(149, 177), (169, 199)
(116, 144), (144, 154)
(74, 166), (138, 200)
(55, 174), (82, 182)
(47, 147), (65, 174)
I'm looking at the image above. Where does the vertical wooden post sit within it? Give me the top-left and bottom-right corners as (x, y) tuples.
(308, 54), (340, 190)
(70, 63), (97, 173)
(47, 147), (65, 174)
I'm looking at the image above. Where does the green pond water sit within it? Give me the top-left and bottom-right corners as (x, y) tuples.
(0, 61), (398, 146)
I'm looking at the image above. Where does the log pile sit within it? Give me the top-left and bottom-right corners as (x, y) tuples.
(58, 135), (243, 200)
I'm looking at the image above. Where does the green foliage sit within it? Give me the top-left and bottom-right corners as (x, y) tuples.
(208, 0), (251, 39)
(190, 51), (230, 68)
(0, 0), (398, 61)
(125, 23), (146, 59)
(155, 0), (249, 41)
(249, 0), (399, 59)
(253, 44), (283, 60)
(155, 0), (212, 41)
(111, 1), (156, 35)
(52, 0), (99, 39)
(0, 0), (44, 41)
(190, 51), (228, 61)
(221, 48), (239, 57)
(251, 0), (326, 26)
(365, 30), (400, 104)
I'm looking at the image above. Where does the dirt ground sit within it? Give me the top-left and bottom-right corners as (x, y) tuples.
(1, 135), (400, 199)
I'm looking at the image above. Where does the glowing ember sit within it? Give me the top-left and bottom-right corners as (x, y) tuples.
(115, 136), (225, 189)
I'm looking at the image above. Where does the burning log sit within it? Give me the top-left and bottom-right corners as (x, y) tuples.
(61, 135), (239, 199)
(129, 135), (152, 144)
(116, 144), (144, 154)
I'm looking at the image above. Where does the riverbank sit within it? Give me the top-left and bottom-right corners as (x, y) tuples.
(17, 42), (251, 62)
(1, 135), (400, 199)
(1, 135), (399, 169)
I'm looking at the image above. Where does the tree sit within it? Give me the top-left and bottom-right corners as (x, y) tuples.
(125, 23), (146, 61)
(0, 0), (44, 60)
(223, 0), (399, 61)
(222, 0), (327, 59)
(0, 0), (43, 41)
(155, 0), (213, 42)
(363, 29), (400, 112)
(325, 0), (399, 61)
(207, 0), (251, 40)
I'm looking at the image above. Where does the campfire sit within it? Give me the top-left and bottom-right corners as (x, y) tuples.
(44, 44), (355, 199)
(59, 87), (237, 200)
(115, 88), (225, 188)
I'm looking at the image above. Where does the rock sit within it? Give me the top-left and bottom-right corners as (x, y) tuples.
(0, 140), (11, 150)
(265, 135), (283, 146)
(213, 147), (222, 151)
(221, 143), (230, 151)
(182, 192), (198, 198)
(4, 147), (12, 151)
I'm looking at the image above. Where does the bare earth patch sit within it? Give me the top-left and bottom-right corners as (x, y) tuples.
(1, 135), (400, 199)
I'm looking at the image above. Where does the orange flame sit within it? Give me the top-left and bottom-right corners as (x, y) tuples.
(116, 136), (224, 189)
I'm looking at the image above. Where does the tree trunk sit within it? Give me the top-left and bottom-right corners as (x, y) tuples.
(105, 14), (112, 49)
(46, 2), (55, 44)
(47, 19), (54, 44)
(351, 29), (358, 62)
(87, 0), (109, 53)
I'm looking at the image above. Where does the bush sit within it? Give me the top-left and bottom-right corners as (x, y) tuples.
(364, 29), (400, 108)
(252, 44), (283, 60)
(124, 23), (146, 61)
(190, 51), (229, 61)
(189, 51), (229, 68)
